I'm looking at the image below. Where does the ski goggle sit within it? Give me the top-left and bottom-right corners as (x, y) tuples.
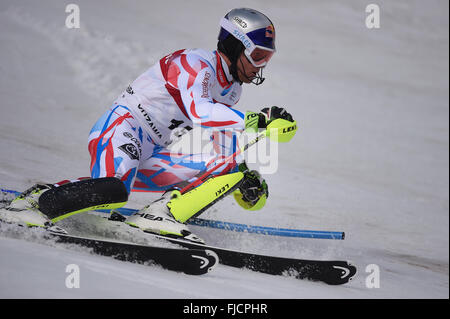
(220, 18), (276, 68)
(244, 46), (275, 68)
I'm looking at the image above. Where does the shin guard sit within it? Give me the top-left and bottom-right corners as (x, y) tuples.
(168, 172), (244, 223)
(39, 177), (128, 222)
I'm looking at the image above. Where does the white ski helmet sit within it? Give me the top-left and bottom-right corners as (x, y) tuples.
(217, 8), (276, 84)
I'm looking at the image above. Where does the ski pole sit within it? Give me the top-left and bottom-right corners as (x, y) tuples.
(188, 218), (345, 240)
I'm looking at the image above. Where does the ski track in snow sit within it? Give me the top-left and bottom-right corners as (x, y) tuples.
(0, 0), (448, 298)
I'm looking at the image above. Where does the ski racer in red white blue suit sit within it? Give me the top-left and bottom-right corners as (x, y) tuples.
(0, 8), (295, 244)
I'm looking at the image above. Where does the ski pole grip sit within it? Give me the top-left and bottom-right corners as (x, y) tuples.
(266, 119), (297, 143)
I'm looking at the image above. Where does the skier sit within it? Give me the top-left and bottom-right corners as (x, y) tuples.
(0, 8), (295, 243)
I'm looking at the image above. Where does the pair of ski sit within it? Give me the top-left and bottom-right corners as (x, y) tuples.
(43, 212), (356, 285)
(1, 186), (356, 285)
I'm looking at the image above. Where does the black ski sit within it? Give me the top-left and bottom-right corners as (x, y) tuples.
(45, 231), (218, 275)
(144, 232), (356, 285)
(46, 231), (218, 275)
(0, 219), (216, 275)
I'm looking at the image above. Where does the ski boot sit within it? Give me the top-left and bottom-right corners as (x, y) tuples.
(0, 184), (67, 233)
(125, 191), (205, 244)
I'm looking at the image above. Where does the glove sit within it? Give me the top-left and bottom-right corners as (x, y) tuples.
(261, 106), (294, 123)
(240, 170), (268, 205)
(245, 106), (294, 132)
(237, 162), (268, 205)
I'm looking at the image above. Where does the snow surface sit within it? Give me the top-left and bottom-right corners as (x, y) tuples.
(0, 0), (448, 298)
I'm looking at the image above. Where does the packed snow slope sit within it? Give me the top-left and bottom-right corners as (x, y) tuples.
(0, 0), (448, 298)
